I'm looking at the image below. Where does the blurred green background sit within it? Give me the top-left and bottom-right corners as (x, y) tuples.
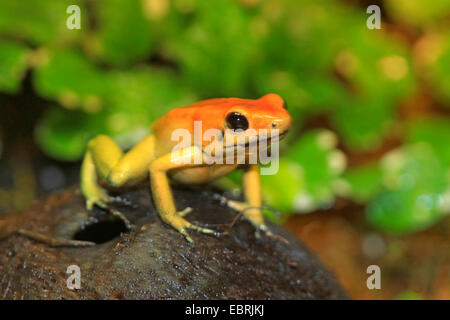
(0, 0), (449, 299)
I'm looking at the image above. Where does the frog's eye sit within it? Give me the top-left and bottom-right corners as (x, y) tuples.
(225, 112), (249, 131)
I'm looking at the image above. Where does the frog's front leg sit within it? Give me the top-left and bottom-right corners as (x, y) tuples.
(149, 146), (218, 243)
(219, 164), (273, 237)
(81, 134), (155, 228)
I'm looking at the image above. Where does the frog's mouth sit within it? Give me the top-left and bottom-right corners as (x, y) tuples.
(223, 129), (289, 150)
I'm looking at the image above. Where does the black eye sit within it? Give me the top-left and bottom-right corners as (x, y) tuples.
(226, 112), (249, 131)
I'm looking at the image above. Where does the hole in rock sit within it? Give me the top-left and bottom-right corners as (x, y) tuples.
(73, 218), (128, 244)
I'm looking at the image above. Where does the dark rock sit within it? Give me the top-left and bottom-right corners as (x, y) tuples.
(0, 186), (347, 299)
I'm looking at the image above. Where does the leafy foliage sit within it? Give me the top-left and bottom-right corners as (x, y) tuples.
(0, 41), (30, 93)
(367, 144), (448, 233)
(93, 0), (155, 66)
(0, 0), (84, 45)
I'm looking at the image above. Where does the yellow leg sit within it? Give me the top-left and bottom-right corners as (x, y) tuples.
(242, 164), (264, 226)
(81, 150), (112, 211)
(81, 134), (155, 227)
(149, 146), (217, 243)
(219, 164), (273, 236)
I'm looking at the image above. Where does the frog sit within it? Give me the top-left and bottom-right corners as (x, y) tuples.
(81, 93), (291, 243)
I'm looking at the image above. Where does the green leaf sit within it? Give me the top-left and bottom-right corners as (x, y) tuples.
(428, 34), (450, 106)
(164, 0), (258, 96)
(329, 21), (414, 151)
(94, 0), (155, 66)
(261, 159), (305, 219)
(342, 163), (384, 203)
(35, 107), (101, 161)
(287, 130), (346, 211)
(0, 41), (30, 93)
(106, 68), (196, 147)
(367, 144), (449, 234)
(108, 68), (196, 122)
(332, 97), (395, 151)
(33, 50), (110, 112)
(406, 117), (450, 166)
(0, 0), (84, 45)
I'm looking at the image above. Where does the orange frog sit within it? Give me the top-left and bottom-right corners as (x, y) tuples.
(81, 93), (291, 243)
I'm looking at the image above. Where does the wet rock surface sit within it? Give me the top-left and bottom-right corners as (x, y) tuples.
(0, 186), (347, 299)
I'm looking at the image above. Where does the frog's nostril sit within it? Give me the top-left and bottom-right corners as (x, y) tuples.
(271, 123), (277, 128)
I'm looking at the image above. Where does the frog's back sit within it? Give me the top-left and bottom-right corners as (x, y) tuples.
(151, 105), (196, 156)
(152, 99), (236, 155)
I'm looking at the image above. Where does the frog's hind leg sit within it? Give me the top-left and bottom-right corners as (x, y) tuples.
(81, 134), (155, 228)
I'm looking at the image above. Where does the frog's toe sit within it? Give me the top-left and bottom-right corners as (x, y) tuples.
(85, 190), (113, 211)
(178, 227), (194, 243)
(109, 207), (133, 230)
(178, 207), (192, 217)
(166, 212), (219, 243)
(85, 193), (132, 230)
(257, 224), (288, 243)
(213, 193), (229, 206)
(186, 222), (219, 237)
(86, 198), (103, 211)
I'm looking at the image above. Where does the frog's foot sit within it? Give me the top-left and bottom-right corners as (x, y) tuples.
(84, 184), (112, 211)
(84, 188), (133, 230)
(216, 195), (286, 242)
(162, 209), (219, 243)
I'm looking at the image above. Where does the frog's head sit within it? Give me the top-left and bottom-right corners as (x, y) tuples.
(192, 94), (291, 157)
(224, 93), (291, 134)
(220, 93), (292, 151)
